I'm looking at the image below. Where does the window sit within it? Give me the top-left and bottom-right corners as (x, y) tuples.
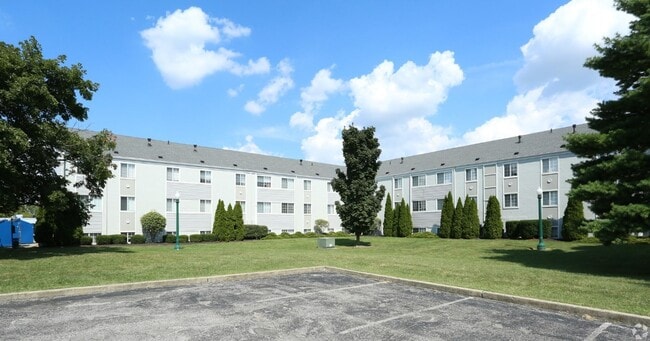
(200, 170), (211, 184)
(327, 182), (333, 192)
(504, 163), (518, 177)
(543, 191), (558, 206)
(236, 173), (246, 186)
(166, 198), (174, 212)
(81, 195), (102, 212)
(257, 176), (271, 188)
(436, 199), (445, 211)
(304, 203), (312, 214)
(412, 200), (426, 212)
(281, 178), (294, 189)
(303, 180), (311, 190)
(200, 199), (211, 212)
(412, 175), (426, 187)
(236, 201), (246, 214)
(281, 229), (294, 234)
(542, 158), (558, 173)
(257, 202), (271, 213)
(413, 227), (427, 233)
(303, 229), (312, 233)
(437, 172), (452, 184)
(120, 163), (135, 178)
(466, 168), (477, 181)
(281, 203), (294, 214)
(167, 167), (179, 181)
(394, 178), (402, 189)
(504, 193), (518, 208)
(327, 204), (335, 214)
(120, 196), (135, 211)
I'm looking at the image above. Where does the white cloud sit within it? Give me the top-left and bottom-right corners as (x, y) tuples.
(380, 119), (458, 159)
(463, 0), (633, 144)
(245, 59), (294, 115)
(227, 84), (244, 97)
(290, 68), (344, 130)
(301, 111), (357, 164)
(224, 135), (270, 155)
(140, 7), (270, 89)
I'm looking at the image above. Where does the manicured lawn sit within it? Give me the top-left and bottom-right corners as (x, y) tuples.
(1, 237), (648, 316)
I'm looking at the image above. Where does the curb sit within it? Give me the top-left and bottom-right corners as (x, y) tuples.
(1, 265), (648, 327)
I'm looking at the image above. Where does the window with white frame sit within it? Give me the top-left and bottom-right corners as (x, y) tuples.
(394, 178), (402, 189)
(257, 176), (271, 188)
(281, 178), (294, 189)
(436, 199), (445, 211)
(327, 204), (335, 214)
(437, 171), (452, 184)
(120, 196), (135, 211)
(166, 198), (174, 212)
(80, 195), (102, 212)
(303, 229), (312, 233)
(281, 203), (294, 214)
(257, 202), (271, 213)
(200, 199), (211, 212)
(413, 227), (427, 233)
(120, 163), (135, 178)
(466, 168), (477, 181)
(504, 163), (518, 177)
(543, 191), (558, 206)
(504, 193), (518, 208)
(304, 203), (311, 214)
(303, 180), (311, 190)
(412, 175), (426, 187)
(200, 170), (211, 184)
(542, 158), (558, 173)
(166, 167), (179, 181)
(236, 200), (245, 214)
(236, 173), (246, 186)
(281, 229), (294, 234)
(412, 200), (426, 212)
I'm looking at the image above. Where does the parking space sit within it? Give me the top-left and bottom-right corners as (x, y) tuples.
(0, 269), (642, 340)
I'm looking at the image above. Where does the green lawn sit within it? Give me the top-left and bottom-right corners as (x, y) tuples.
(1, 237), (648, 316)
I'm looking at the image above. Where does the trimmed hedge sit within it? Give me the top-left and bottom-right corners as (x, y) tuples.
(189, 234), (203, 243)
(201, 233), (217, 242)
(164, 234), (188, 243)
(262, 232), (279, 240)
(408, 232), (439, 238)
(130, 234), (146, 244)
(96, 235), (112, 245)
(80, 236), (93, 245)
(110, 234), (127, 245)
(244, 225), (269, 240)
(505, 220), (552, 240)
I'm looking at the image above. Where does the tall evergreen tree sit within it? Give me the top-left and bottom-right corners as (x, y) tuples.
(483, 196), (503, 239)
(225, 204), (235, 241)
(213, 199), (227, 241)
(397, 200), (412, 237)
(393, 200), (402, 237)
(562, 194), (586, 241)
(451, 198), (464, 239)
(331, 125), (386, 243)
(564, 1), (650, 244)
(383, 193), (394, 237)
(233, 202), (245, 241)
(462, 196), (480, 239)
(438, 192), (454, 238)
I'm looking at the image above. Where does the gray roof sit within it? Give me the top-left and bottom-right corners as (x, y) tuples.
(377, 123), (591, 178)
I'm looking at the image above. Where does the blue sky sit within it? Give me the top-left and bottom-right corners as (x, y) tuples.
(0, 0), (633, 164)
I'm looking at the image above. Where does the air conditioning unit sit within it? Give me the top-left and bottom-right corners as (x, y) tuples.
(317, 237), (335, 248)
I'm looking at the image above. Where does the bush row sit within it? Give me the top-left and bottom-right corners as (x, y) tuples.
(505, 220), (552, 240)
(262, 231), (350, 240)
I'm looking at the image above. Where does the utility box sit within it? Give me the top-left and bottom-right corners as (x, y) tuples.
(317, 237), (335, 249)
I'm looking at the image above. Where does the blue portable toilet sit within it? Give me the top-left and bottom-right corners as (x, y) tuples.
(13, 217), (35, 244)
(0, 219), (11, 247)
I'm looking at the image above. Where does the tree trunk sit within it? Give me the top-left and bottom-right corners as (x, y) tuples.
(355, 232), (361, 245)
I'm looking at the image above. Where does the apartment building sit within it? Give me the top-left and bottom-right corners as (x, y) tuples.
(66, 124), (593, 239)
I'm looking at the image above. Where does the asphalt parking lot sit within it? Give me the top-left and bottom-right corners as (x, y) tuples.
(0, 269), (645, 340)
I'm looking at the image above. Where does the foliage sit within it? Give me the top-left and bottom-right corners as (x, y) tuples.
(482, 196), (503, 239)
(314, 219), (329, 234)
(450, 198), (464, 239)
(462, 196), (480, 239)
(95, 235), (112, 245)
(438, 192), (454, 238)
(562, 194), (587, 241)
(164, 234), (188, 243)
(279, 232), (292, 239)
(383, 193), (394, 237)
(292, 231), (305, 238)
(564, 2), (650, 244)
(505, 220), (552, 240)
(331, 125), (386, 243)
(140, 211), (166, 243)
(398, 200), (412, 237)
(408, 232), (439, 238)
(262, 232), (279, 240)
(392, 200), (401, 237)
(80, 236), (93, 245)
(212, 200), (228, 240)
(232, 202), (245, 241)
(0, 37), (115, 229)
(244, 225), (269, 240)
(189, 234), (203, 243)
(130, 234), (145, 244)
(201, 233), (217, 242)
(110, 234), (127, 245)
(327, 231), (351, 237)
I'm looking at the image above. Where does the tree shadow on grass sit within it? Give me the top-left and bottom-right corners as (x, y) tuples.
(335, 238), (371, 247)
(484, 243), (650, 281)
(0, 245), (135, 261)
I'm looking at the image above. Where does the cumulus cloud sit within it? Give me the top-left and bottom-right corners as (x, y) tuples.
(301, 111), (358, 164)
(464, 0), (633, 144)
(290, 68), (344, 130)
(140, 7), (270, 89)
(245, 59), (294, 115)
(224, 135), (271, 155)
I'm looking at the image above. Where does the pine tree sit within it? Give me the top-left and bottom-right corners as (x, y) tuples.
(438, 192), (454, 238)
(483, 196), (503, 239)
(399, 202), (412, 237)
(383, 193), (394, 237)
(393, 200), (401, 237)
(564, 2), (650, 244)
(213, 200), (227, 241)
(562, 194), (586, 241)
(225, 204), (235, 241)
(233, 202), (245, 241)
(451, 198), (464, 239)
(463, 196), (480, 239)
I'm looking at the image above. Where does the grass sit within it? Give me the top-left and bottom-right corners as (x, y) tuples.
(1, 237), (648, 316)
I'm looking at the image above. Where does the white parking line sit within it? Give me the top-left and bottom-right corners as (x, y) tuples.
(339, 297), (473, 335)
(584, 322), (611, 341)
(256, 281), (388, 303)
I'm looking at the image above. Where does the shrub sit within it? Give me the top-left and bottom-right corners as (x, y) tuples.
(109, 234), (127, 244)
(505, 220), (552, 239)
(80, 236), (93, 245)
(201, 233), (217, 242)
(140, 211), (166, 243)
(328, 231), (350, 237)
(293, 231), (305, 238)
(189, 234), (203, 243)
(439, 192), (454, 238)
(304, 232), (318, 238)
(179, 235), (189, 243)
(562, 194), (587, 241)
(314, 219), (329, 234)
(130, 234), (145, 244)
(408, 232), (439, 238)
(482, 196), (503, 239)
(244, 225), (269, 240)
(96, 235), (112, 245)
(279, 232), (292, 239)
(450, 198), (464, 239)
(164, 234), (176, 243)
(262, 232), (279, 240)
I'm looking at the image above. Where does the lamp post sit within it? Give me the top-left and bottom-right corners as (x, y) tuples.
(536, 187), (546, 251)
(174, 191), (180, 251)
